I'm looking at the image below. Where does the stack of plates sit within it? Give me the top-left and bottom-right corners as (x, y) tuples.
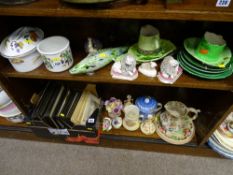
(208, 112), (233, 159)
(177, 38), (233, 79)
(0, 89), (24, 123)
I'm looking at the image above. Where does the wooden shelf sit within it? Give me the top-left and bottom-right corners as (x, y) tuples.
(2, 57), (233, 91)
(0, 0), (233, 22)
(0, 129), (220, 158)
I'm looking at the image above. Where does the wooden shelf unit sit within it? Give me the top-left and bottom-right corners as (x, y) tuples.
(0, 0), (232, 158)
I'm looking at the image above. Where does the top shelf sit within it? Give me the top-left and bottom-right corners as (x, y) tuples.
(1, 0), (233, 22)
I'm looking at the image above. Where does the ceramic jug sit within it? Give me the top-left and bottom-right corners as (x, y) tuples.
(160, 101), (200, 132)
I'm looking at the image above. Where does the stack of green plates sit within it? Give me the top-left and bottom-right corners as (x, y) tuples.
(177, 38), (233, 80)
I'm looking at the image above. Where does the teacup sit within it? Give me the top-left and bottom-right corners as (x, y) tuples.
(138, 25), (160, 55)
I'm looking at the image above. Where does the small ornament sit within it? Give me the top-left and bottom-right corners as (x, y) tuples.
(123, 104), (140, 131)
(84, 37), (102, 54)
(138, 62), (157, 77)
(157, 56), (182, 84)
(140, 119), (156, 135)
(112, 116), (123, 129)
(123, 94), (133, 108)
(111, 54), (138, 81)
(104, 97), (123, 118)
(102, 117), (112, 131)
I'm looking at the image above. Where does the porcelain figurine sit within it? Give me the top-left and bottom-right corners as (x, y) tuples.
(104, 97), (123, 119)
(111, 54), (138, 81)
(157, 56), (182, 84)
(135, 96), (162, 120)
(69, 46), (128, 74)
(123, 95), (133, 108)
(138, 62), (157, 77)
(102, 117), (112, 131)
(84, 37), (102, 54)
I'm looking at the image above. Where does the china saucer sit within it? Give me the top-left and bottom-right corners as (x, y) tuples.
(128, 39), (176, 63)
(184, 38), (232, 68)
(155, 113), (195, 145)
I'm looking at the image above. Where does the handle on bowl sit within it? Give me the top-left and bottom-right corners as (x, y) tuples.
(155, 102), (163, 112)
(187, 107), (200, 120)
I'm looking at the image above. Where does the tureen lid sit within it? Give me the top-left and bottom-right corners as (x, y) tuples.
(135, 96), (157, 113)
(0, 26), (44, 58)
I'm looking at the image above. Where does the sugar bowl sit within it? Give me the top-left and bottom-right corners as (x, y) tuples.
(135, 96), (162, 120)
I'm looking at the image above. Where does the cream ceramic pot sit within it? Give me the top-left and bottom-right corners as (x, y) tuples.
(37, 36), (73, 72)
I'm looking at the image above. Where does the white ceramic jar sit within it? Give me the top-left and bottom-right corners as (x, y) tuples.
(0, 26), (44, 72)
(37, 36), (73, 72)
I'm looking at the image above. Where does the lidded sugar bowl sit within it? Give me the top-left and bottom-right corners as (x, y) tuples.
(135, 96), (162, 120)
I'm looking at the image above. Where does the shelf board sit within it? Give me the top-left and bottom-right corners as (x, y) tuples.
(0, 129), (221, 158)
(1, 56), (233, 91)
(0, 0), (233, 22)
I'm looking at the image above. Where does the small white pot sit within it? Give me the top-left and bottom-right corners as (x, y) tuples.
(8, 51), (43, 72)
(37, 36), (74, 72)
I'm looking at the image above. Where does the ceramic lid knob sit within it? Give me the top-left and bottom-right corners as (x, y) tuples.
(145, 98), (150, 103)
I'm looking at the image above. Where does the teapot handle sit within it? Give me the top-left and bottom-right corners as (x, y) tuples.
(155, 103), (163, 112)
(187, 107), (201, 120)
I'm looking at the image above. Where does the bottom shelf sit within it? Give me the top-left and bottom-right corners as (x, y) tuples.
(0, 128), (221, 158)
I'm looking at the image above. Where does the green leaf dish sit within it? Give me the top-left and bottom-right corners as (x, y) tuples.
(69, 46), (128, 74)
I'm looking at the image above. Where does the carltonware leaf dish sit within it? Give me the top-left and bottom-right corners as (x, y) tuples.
(69, 46), (128, 74)
(177, 51), (233, 79)
(128, 39), (176, 63)
(184, 38), (232, 68)
(0, 26), (44, 58)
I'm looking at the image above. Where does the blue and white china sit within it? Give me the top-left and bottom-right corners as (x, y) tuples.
(135, 96), (162, 120)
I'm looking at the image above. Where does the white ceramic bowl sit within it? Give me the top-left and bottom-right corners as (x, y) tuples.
(0, 90), (11, 109)
(37, 36), (74, 72)
(8, 50), (43, 72)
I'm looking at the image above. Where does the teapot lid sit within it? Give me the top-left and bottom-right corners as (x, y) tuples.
(135, 96), (157, 113)
(0, 26), (44, 58)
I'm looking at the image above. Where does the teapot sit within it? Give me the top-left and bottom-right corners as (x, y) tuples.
(160, 101), (200, 132)
(135, 96), (162, 120)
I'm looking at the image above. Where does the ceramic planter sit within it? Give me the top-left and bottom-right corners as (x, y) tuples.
(37, 36), (74, 72)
